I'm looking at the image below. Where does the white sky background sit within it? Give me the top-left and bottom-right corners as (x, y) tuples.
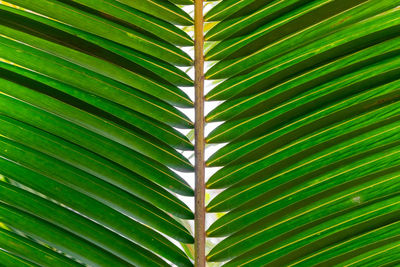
(177, 0), (224, 208)
(173, 3), (227, 259)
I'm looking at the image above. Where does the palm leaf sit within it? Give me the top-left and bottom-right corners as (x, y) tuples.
(2, 0), (400, 266)
(0, 0), (194, 266)
(205, 0), (400, 265)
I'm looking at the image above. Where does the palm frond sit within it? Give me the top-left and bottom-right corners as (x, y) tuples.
(205, 0), (400, 265)
(0, 0), (195, 266)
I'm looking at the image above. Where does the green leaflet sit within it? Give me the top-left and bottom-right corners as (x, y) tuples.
(64, 0), (193, 46)
(206, 36), (400, 122)
(206, 2), (400, 95)
(0, 0), (195, 266)
(0, 115), (193, 219)
(0, 5), (193, 87)
(0, 137), (193, 243)
(0, 228), (82, 267)
(0, 78), (193, 171)
(208, 186), (400, 262)
(289, 221), (400, 266)
(0, 85), (193, 195)
(207, 100), (400, 203)
(206, 79), (400, 189)
(7, 0), (193, 65)
(207, 56), (400, 144)
(223, 194), (400, 265)
(0, 249), (40, 267)
(116, 0), (193, 26)
(338, 242), (400, 267)
(206, 1), (399, 79)
(0, 62), (193, 150)
(205, 0), (273, 22)
(0, 29), (194, 109)
(0, 39), (194, 126)
(208, 143), (400, 235)
(170, 0), (193, 4)
(206, 0), (400, 265)
(0, 166), (192, 266)
(205, 0), (309, 41)
(0, 201), (163, 266)
(2, 0), (400, 265)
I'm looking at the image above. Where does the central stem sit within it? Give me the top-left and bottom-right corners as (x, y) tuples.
(194, 0), (205, 266)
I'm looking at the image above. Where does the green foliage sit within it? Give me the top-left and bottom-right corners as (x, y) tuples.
(0, 0), (194, 266)
(1, 0), (400, 266)
(205, 0), (400, 265)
